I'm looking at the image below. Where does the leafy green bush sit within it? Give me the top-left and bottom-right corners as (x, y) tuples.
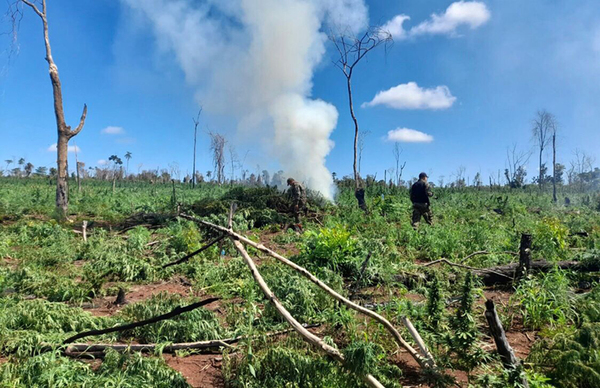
(298, 226), (362, 277)
(0, 349), (189, 388)
(529, 323), (600, 388)
(511, 270), (577, 329)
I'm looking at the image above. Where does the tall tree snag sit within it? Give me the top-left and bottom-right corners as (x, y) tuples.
(532, 110), (555, 190)
(192, 109), (202, 188)
(14, 0), (88, 219)
(330, 28), (391, 209)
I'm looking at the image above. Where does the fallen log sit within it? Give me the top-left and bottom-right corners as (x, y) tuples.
(475, 259), (600, 286)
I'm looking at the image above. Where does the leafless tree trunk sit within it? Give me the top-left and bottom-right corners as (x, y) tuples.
(74, 143), (80, 193)
(208, 131), (226, 185)
(330, 28), (391, 207)
(552, 124), (557, 202)
(532, 110), (554, 190)
(192, 109), (202, 188)
(12, 0), (87, 219)
(392, 143), (406, 187)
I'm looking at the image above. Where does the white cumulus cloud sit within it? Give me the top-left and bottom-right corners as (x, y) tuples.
(387, 128), (434, 143)
(97, 159), (108, 166)
(362, 82), (456, 110)
(380, 14), (410, 40)
(101, 126), (125, 135)
(411, 1), (490, 36)
(381, 1), (490, 40)
(47, 144), (81, 153)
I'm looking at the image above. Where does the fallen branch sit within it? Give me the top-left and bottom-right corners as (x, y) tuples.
(62, 324), (321, 356)
(180, 213), (434, 369)
(161, 235), (225, 269)
(422, 258), (513, 281)
(231, 238), (385, 388)
(458, 250), (518, 264)
(63, 297), (220, 344)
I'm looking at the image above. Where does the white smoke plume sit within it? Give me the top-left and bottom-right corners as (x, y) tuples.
(120, 0), (369, 199)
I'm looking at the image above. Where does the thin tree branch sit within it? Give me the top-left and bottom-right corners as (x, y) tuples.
(20, 0), (44, 19)
(69, 103), (87, 137)
(161, 235), (225, 269)
(63, 297), (220, 344)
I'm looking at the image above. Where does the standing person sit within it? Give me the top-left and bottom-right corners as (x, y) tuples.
(410, 172), (434, 228)
(287, 178), (307, 226)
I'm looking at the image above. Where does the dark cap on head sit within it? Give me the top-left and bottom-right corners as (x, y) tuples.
(419, 172), (428, 179)
(287, 178), (294, 185)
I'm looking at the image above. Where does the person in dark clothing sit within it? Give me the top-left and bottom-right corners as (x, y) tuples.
(287, 178), (307, 225)
(410, 172), (433, 228)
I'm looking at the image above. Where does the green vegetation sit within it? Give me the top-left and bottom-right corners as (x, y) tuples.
(0, 178), (599, 387)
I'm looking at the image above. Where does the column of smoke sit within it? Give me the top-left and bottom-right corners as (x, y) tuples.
(121, 0), (368, 199)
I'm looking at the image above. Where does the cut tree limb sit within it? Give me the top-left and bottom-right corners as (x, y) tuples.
(161, 235), (225, 268)
(231, 238), (385, 388)
(180, 213), (433, 368)
(62, 324), (320, 356)
(63, 297), (219, 344)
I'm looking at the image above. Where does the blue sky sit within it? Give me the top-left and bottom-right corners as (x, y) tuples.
(1, 0), (599, 187)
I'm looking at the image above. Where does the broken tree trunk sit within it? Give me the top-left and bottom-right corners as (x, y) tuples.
(231, 239), (385, 388)
(484, 299), (529, 387)
(180, 214), (433, 368)
(516, 233), (532, 280)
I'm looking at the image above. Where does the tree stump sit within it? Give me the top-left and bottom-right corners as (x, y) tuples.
(516, 233), (532, 280)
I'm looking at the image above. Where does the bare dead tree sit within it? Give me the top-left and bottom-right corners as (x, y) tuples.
(330, 27), (392, 208)
(532, 110), (555, 190)
(505, 145), (531, 188)
(191, 109), (202, 188)
(550, 117), (558, 202)
(569, 148), (595, 190)
(73, 142), (80, 192)
(208, 131), (226, 185)
(9, 0), (87, 219)
(392, 143), (406, 187)
(228, 144), (241, 184)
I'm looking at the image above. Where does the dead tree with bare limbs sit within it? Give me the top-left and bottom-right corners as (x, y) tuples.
(192, 109), (202, 188)
(330, 28), (392, 209)
(208, 131), (226, 185)
(532, 110), (555, 190)
(8, 0), (88, 220)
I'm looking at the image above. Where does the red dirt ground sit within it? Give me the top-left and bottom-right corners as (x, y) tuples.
(164, 354), (225, 388)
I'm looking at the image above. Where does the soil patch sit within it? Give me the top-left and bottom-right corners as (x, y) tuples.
(164, 354), (224, 388)
(83, 280), (195, 317)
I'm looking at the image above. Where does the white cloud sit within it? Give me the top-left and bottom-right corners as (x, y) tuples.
(381, 15), (410, 40)
(387, 128), (434, 143)
(362, 82), (456, 110)
(380, 1), (490, 40)
(101, 126), (125, 135)
(97, 159), (108, 166)
(47, 144), (81, 153)
(411, 1), (490, 37)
